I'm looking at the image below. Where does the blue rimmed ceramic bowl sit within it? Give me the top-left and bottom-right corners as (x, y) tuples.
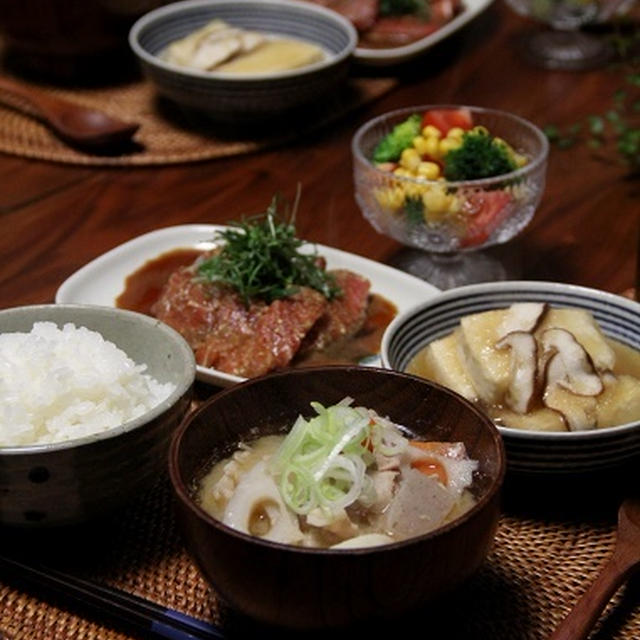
(381, 281), (640, 475)
(129, 0), (357, 122)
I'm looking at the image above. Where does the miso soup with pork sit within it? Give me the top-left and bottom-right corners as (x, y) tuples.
(197, 398), (478, 548)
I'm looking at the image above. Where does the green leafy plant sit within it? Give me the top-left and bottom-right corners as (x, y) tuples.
(544, 72), (640, 174)
(197, 193), (340, 306)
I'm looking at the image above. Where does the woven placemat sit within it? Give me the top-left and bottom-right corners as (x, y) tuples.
(1, 476), (638, 640)
(0, 75), (396, 167)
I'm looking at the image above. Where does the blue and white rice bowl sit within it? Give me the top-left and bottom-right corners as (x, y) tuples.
(381, 281), (640, 475)
(129, 0), (358, 121)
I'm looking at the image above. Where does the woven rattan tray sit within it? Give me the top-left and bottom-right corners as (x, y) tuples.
(1, 471), (639, 640)
(0, 74), (397, 167)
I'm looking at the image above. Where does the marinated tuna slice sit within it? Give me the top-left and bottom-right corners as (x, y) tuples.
(152, 266), (327, 377)
(198, 287), (327, 377)
(305, 0), (378, 31)
(299, 269), (371, 354)
(361, 16), (441, 46)
(151, 265), (233, 350)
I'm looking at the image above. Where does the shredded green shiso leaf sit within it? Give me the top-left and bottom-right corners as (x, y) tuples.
(268, 398), (408, 516)
(197, 194), (341, 306)
(379, 0), (430, 18)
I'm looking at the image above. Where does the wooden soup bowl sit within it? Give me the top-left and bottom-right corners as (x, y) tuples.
(169, 366), (505, 630)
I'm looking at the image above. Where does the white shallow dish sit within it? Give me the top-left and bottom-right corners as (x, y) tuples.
(354, 0), (493, 66)
(56, 224), (440, 387)
(381, 280), (640, 475)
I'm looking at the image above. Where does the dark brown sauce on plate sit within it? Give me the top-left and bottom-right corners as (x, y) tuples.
(116, 248), (397, 369)
(116, 248), (201, 315)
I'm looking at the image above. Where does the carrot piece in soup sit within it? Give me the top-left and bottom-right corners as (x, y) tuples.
(409, 442), (448, 485)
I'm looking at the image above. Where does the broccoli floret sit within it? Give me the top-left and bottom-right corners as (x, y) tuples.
(373, 114), (422, 163)
(443, 130), (517, 181)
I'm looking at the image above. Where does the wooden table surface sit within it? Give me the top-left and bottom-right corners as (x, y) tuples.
(0, 2), (637, 311)
(0, 2), (639, 639)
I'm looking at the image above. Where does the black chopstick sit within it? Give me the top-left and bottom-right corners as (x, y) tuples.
(0, 554), (224, 640)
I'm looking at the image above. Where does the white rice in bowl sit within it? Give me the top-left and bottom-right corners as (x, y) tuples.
(0, 321), (176, 447)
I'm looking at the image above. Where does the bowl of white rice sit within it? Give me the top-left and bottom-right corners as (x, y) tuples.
(0, 304), (196, 527)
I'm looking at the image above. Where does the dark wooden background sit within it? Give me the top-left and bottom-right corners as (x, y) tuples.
(0, 1), (638, 311)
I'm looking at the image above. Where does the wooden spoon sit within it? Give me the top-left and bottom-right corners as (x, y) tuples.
(0, 75), (140, 150)
(549, 497), (640, 640)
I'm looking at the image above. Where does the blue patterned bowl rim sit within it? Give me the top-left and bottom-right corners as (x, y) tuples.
(129, 0), (358, 82)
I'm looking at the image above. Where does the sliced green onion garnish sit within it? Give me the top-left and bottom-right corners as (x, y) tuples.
(269, 399), (408, 516)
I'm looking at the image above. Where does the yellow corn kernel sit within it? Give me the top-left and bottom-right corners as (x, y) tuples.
(399, 147), (421, 172)
(412, 135), (431, 156)
(421, 124), (442, 139)
(493, 137), (516, 157)
(439, 137), (462, 156)
(416, 161), (441, 180)
(446, 193), (462, 214)
(421, 135), (440, 159)
(404, 182), (426, 199)
(422, 186), (449, 214)
(375, 187), (405, 211)
(472, 125), (489, 136)
(513, 152), (528, 167)
(393, 167), (413, 178)
(447, 126), (465, 140)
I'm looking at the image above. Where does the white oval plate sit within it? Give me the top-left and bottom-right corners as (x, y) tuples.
(56, 224), (440, 387)
(354, 0), (494, 66)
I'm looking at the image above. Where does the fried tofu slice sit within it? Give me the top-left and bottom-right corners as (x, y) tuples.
(457, 309), (512, 405)
(407, 329), (478, 402)
(596, 374), (640, 428)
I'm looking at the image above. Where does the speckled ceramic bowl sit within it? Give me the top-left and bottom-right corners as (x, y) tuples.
(129, 0), (357, 121)
(0, 304), (196, 527)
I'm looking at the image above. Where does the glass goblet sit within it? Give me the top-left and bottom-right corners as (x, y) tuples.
(352, 105), (549, 290)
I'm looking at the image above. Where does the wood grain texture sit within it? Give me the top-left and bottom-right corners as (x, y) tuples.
(0, 3), (637, 311)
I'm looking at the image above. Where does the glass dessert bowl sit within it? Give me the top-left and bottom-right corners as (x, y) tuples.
(504, 0), (625, 70)
(352, 105), (549, 289)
